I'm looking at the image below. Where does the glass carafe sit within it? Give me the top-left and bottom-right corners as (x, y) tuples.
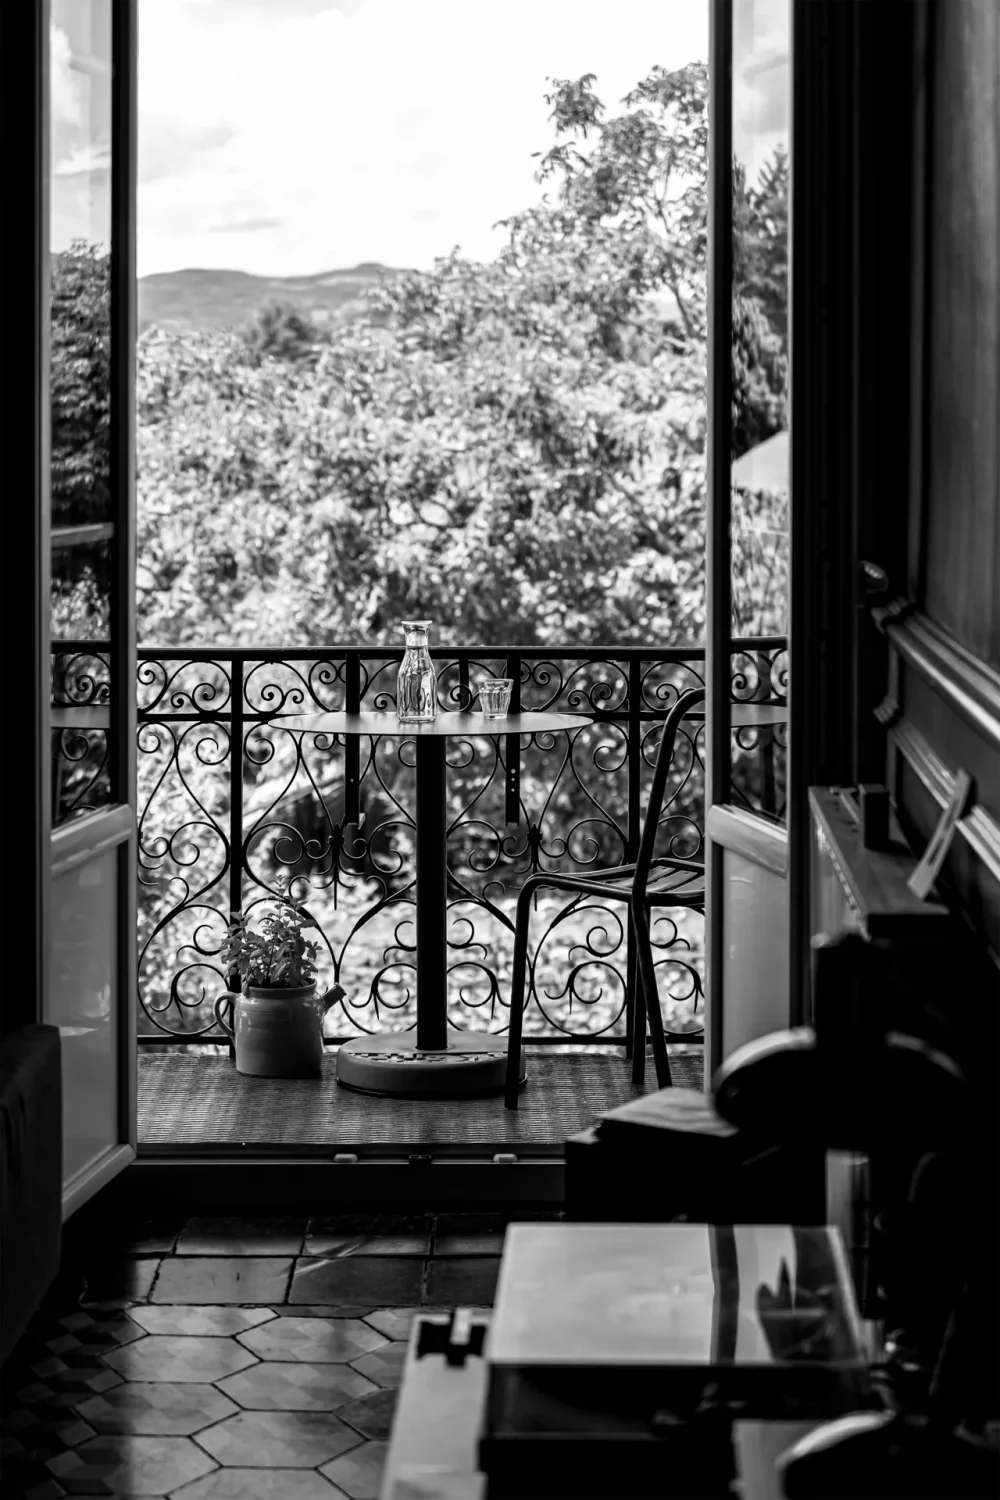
(397, 621), (437, 723)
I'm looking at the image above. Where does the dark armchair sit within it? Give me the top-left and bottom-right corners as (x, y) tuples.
(504, 687), (706, 1108)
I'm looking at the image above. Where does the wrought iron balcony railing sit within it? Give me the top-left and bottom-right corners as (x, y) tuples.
(50, 640), (787, 1047)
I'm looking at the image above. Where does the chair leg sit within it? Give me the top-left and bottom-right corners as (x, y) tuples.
(631, 958), (646, 1085)
(632, 900), (672, 1089)
(505, 890), (532, 1109)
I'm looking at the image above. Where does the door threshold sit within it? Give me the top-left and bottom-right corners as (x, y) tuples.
(135, 1140), (561, 1160)
(115, 1152), (565, 1210)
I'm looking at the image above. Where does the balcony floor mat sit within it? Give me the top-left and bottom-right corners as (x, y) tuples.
(137, 1047), (705, 1148)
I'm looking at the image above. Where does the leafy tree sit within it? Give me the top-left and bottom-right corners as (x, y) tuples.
(242, 299), (329, 366)
(740, 144), (788, 342)
(51, 240), (112, 524)
(730, 146), (789, 633)
(136, 63), (722, 650)
(50, 241), (112, 636)
(133, 59), (791, 654)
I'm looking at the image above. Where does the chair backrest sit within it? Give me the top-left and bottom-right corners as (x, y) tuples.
(634, 686), (705, 890)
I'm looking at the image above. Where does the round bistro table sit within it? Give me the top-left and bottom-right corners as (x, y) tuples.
(276, 709), (593, 1097)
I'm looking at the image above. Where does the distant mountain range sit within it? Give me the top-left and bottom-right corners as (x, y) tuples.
(138, 262), (684, 337)
(137, 263), (400, 334)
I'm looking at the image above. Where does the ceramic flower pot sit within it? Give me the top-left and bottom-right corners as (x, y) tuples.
(213, 983), (340, 1078)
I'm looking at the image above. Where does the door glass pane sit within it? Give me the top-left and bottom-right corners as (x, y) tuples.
(52, 641), (112, 824)
(50, 847), (119, 1182)
(50, 0), (114, 824)
(730, 0), (790, 822)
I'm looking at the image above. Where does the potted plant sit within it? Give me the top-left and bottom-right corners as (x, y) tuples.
(214, 885), (344, 1078)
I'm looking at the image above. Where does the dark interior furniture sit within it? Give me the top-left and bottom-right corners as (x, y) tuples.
(0, 1024), (62, 1365)
(564, 1088), (825, 1228)
(504, 687), (706, 1108)
(713, 925), (997, 1497)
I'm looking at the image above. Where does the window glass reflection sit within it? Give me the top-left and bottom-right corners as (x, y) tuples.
(50, 0), (114, 824)
(51, 0), (112, 530)
(730, 0), (789, 822)
(51, 538), (112, 640)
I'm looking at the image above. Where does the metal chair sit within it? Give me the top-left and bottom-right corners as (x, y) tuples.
(504, 686), (705, 1109)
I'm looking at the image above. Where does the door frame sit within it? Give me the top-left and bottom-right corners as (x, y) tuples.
(707, 0), (866, 1071)
(58, 0), (139, 1217)
(2, 0), (140, 1216)
(787, 0), (864, 1014)
(706, 0), (798, 1077)
(111, 0), (139, 1173)
(1, 0), (51, 1038)
(705, 0), (734, 1080)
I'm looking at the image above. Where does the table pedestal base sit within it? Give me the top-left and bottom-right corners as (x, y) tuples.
(336, 1034), (524, 1098)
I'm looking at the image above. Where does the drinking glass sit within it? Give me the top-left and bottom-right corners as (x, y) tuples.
(479, 677), (513, 718)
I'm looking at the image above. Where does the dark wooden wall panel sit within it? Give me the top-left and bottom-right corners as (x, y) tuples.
(921, 0), (1000, 668)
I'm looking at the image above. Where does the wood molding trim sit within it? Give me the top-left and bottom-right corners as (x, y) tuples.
(891, 716), (1000, 887)
(875, 604), (1000, 757)
(63, 1144), (136, 1221)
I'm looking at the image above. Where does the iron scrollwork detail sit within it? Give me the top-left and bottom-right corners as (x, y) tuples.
(133, 641), (785, 1042)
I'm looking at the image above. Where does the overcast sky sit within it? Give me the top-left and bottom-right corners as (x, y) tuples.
(134, 0), (709, 278)
(50, 0), (790, 283)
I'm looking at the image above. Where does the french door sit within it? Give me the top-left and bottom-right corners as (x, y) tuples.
(3, 0), (138, 1216)
(704, 0), (793, 1076)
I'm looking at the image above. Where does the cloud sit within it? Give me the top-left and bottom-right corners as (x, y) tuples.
(732, 0), (789, 181)
(140, 120), (238, 183)
(54, 144), (111, 179)
(138, 0), (709, 277)
(50, 21), (113, 247)
(208, 214), (284, 233)
(213, 0), (366, 13)
(50, 25), (80, 127)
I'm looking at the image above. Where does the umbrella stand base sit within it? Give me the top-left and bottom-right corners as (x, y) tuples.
(335, 1033), (523, 1098)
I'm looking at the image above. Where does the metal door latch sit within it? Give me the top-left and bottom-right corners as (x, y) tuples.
(416, 1307), (487, 1366)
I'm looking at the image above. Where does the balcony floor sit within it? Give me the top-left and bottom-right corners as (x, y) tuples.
(137, 1045), (705, 1151)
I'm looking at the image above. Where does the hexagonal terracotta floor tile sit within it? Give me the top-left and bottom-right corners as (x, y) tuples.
(76, 1382), (239, 1435)
(171, 1468), (345, 1499)
(20, 1361), (123, 1407)
(271, 1304), (376, 1319)
(103, 1335), (258, 1383)
(237, 1318), (386, 1364)
(1, 1402), (94, 1451)
(320, 1439), (389, 1499)
(129, 1306), (277, 1337)
(349, 1343), (408, 1389)
(0, 1405), (96, 1467)
(47, 1312), (147, 1354)
(194, 1410), (361, 1467)
(47, 1433), (217, 1494)
(333, 1387), (397, 1441)
(216, 1361), (378, 1410)
(361, 1308), (425, 1341)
